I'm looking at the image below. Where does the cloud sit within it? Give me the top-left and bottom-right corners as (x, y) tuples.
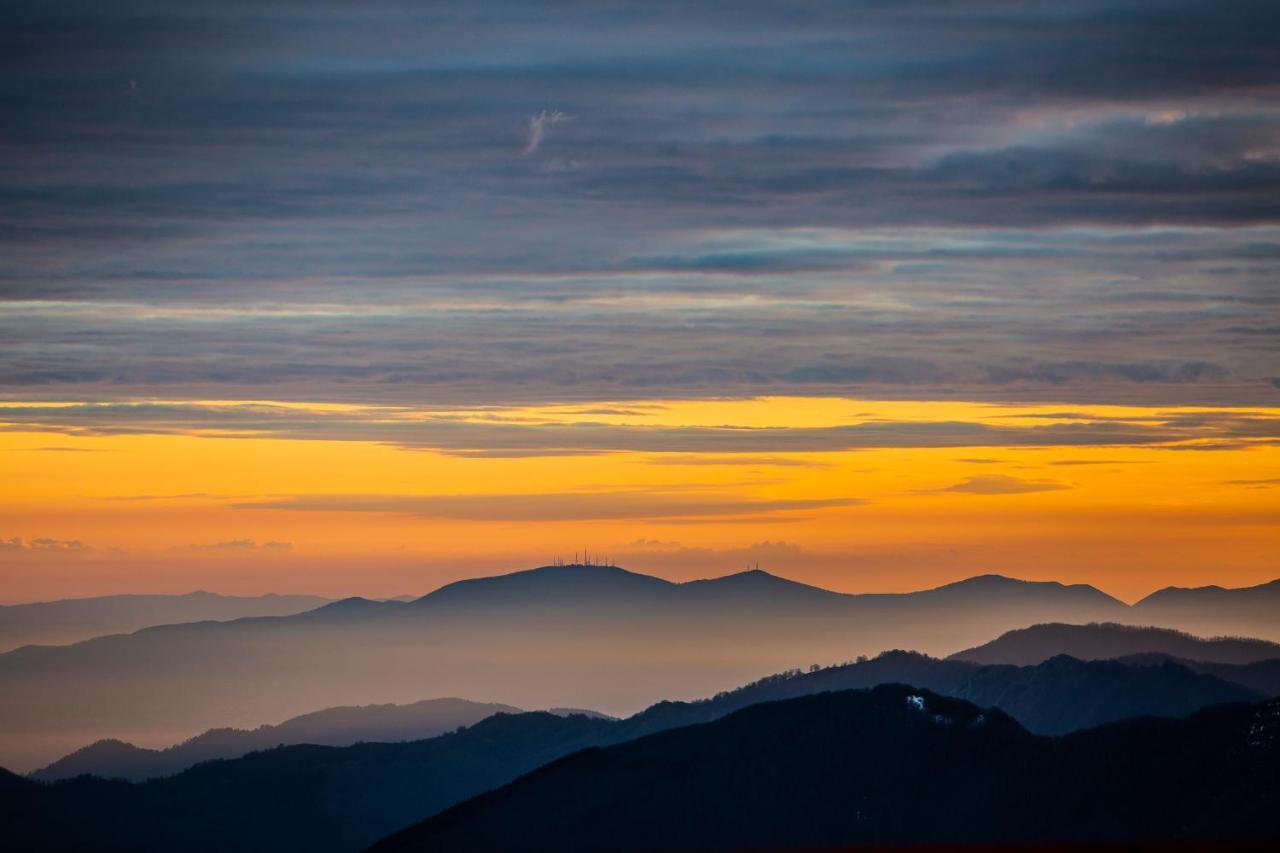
(1049, 459), (1149, 466)
(644, 455), (830, 468)
(625, 538), (683, 549)
(0, 536), (90, 552)
(441, 449), (608, 459)
(522, 110), (567, 156)
(922, 475), (1071, 495)
(622, 538), (805, 559)
(609, 539), (816, 574)
(106, 492), (225, 502)
(1, 401), (1278, 456)
(0, 2), (1278, 409)
(169, 539), (293, 552)
(231, 492), (863, 522)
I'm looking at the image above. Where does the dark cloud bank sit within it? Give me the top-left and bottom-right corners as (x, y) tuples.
(2, 1), (1278, 407)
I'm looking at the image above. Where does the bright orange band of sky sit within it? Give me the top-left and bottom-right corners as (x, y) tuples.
(3, 396), (1277, 604)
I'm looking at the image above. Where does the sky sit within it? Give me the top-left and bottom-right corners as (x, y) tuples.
(1, 0), (1278, 603)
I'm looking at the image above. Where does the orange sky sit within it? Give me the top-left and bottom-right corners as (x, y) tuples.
(3, 396), (1277, 604)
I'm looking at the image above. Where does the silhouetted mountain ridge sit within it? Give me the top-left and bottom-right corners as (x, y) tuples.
(372, 687), (1280, 852)
(1137, 577), (1280, 606)
(925, 573), (1119, 603)
(628, 647), (1263, 736)
(6, 648), (1272, 851)
(0, 591), (332, 653)
(1116, 653), (1280, 697)
(955, 622), (1280, 666)
(3, 564), (1274, 772)
(1133, 578), (1280, 640)
(412, 564), (678, 609)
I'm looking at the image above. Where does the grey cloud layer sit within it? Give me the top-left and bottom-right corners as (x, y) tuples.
(1, 403), (1276, 455)
(922, 475), (1071, 496)
(2, 1), (1278, 406)
(231, 493), (862, 522)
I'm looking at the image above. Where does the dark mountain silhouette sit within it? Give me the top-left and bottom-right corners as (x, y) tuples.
(1117, 653), (1280, 697)
(544, 707), (615, 720)
(0, 564), (1134, 771)
(256, 564), (1132, 619)
(634, 649), (1261, 737)
(2, 652), (1267, 851)
(30, 740), (160, 784)
(1134, 578), (1280, 640)
(676, 568), (853, 605)
(372, 687), (1280, 852)
(914, 573), (1121, 607)
(953, 622), (1280, 667)
(412, 564), (679, 609)
(31, 698), (521, 782)
(1, 711), (618, 853)
(0, 590), (331, 653)
(950, 655), (1261, 734)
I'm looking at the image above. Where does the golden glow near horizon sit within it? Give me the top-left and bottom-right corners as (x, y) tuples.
(2, 396), (1277, 603)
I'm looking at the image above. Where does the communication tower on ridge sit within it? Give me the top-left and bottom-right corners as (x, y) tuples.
(551, 550), (617, 568)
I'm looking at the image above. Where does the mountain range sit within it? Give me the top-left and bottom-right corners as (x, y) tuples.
(2, 564), (1277, 772)
(1132, 577), (1280, 641)
(0, 591), (332, 653)
(954, 621), (1280, 666)
(34, 633), (1273, 784)
(0, 565), (1134, 771)
(372, 685), (1280, 852)
(1117, 654), (1280, 698)
(5, 634), (1276, 851)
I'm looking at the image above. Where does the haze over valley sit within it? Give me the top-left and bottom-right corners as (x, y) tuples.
(3, 563), (1279, 773)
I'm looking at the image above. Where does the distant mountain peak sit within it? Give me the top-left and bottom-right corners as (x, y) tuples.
(413, 563), (677, 607)
(686, 568), (810, 587)
(943, 573), (1022, 586)
(938, 573), (1073, 590)
(952, 621), (1280, 666)
(301, 596), (396, 618)
(677, 568), (843, 603)
(926, 574), (1121, 605)
(1136, 576), (1280, 606)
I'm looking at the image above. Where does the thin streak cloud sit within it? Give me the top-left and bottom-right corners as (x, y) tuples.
(232, 492), (864, 522)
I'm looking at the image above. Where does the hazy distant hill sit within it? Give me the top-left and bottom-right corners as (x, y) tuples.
(1133, 578), (1280, 640)
(0, 564), (1134, 771)
(0, 591), (332, 652)
(372, 687), (1280, 852)
(31, 698), (521, 782)
(3, 651), (1267, 851)
(953, 622), (1280, 667)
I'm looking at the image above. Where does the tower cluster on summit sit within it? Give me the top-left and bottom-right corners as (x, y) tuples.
(550, 551), (617, 568)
